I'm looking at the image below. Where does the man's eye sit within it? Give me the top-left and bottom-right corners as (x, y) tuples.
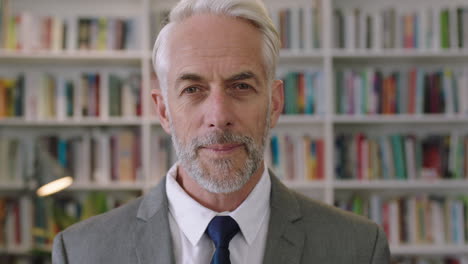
(182, 86), (200, 94)
(234, 83), (252, 90)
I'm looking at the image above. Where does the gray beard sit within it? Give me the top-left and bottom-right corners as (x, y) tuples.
(169, 112), (270, 194)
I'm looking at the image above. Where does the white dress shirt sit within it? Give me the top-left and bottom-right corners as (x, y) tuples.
(166, 163), (271, 264)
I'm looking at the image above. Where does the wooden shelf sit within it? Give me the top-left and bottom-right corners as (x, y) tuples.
(333, 114), (468, 124)
(0, 182), (25, 193)
(279, 49), (324, 63)
(334, 180), (468, 191)
(390, 244), (468, 256)
(278, 115), (326, 125)
(283, 180), (326, 190)
(0, 50), (142, 64)
(67, 182), (145, 191)
(0, 118), (143, 127)
(333, 49), (468, 59)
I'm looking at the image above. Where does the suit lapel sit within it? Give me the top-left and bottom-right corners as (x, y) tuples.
(263, 173), (304, 264)
(134, 177), (175, 264)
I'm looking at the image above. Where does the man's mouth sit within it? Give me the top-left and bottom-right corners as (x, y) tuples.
(201, 143), (244, 153)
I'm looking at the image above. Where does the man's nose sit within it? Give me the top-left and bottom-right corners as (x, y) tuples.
(204, 89), (235, 130)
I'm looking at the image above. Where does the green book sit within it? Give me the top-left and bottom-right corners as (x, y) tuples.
(361, 71), (367, 114)
(391, 134), (407, 180)
(335, 70), (344, 114)
(440, 9), (450, 49)
(82, 192), (108, 220)
(284, 72), (298, 114)
(352, 196), (364, 216)
(108, 74), (122, 116)
(457, 8), (463, 48)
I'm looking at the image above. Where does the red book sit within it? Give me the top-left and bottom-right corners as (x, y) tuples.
(316, 139), (324, 180)
(132, 132), (141, 181)
(389, 75), (397, 114)
(110, 134), (118, 181)
(422, 138), (442, 179)
(279, 10), (287, 49)
(44, 17), (52, 50)
(95, 74), (100, 117)
(429, 74), (437, 113)
(356, 133), (364, 180)
(408, 69), (417, 114)
(14, 15), (22, 50)
(383, 78), (390, 114)
(14, 202), (21, 245)
(382, 203), (390, 242)
(404, 15), (412, 48)
(297, 73), (305, 113)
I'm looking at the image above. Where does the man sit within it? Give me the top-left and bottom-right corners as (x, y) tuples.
(52, 0), (390, 263)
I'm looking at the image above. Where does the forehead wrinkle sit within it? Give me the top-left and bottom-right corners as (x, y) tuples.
(226, 71), (260, 86)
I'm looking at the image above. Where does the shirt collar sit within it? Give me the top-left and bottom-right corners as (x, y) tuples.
(165, 162), (271, 246)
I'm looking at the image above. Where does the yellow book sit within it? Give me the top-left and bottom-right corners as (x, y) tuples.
(7, 15), (15, 49)
(118, 130), (135, 182)
(97, 17), (107, 50)
(4, 79), (13, 116)
(0, 80), (6, 117)
(303, 136), (313, 180)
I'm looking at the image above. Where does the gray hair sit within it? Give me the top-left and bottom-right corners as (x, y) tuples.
(152, 0), (280, 99)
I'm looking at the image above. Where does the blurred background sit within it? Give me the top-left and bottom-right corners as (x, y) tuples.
(1, 0), (468, 263)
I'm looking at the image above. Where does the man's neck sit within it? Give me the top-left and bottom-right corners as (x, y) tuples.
(175, 163), (265, 212)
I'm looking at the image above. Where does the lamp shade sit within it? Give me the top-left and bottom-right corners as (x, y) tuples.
(35, 141), (73, 197)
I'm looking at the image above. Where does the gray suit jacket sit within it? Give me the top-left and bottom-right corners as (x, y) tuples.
(52, 174), (390, 264)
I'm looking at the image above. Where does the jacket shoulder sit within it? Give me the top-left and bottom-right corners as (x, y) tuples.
(293, 192), (384, 247)
(63, 196), (143, 237)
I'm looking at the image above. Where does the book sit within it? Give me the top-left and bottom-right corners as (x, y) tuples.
(269, 132), (324, 181)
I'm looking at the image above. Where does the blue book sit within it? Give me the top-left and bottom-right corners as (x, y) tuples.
(414, 14), (419, 48)
(416, 69), (425, 114)
(305, 72), (315, 114)
(58, 139), (68, 168)
(270, 135), (280, 167)
(14, 75), (24, 117)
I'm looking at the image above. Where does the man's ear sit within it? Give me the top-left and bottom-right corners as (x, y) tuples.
(151, 89), (171, 134)
(269, 79), (284, 128)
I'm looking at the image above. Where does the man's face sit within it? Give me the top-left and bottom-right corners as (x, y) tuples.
(154, 14), (283, 193)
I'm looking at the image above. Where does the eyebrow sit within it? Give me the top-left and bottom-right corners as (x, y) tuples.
(175, 71), (260, 87)
(226, 71), (260, 86)
(178, 73), (204, 82)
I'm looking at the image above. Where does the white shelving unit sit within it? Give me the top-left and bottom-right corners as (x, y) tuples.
(1, 0), (468, 261)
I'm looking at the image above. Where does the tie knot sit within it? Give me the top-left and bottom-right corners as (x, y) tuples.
(206, 216), (240, 248)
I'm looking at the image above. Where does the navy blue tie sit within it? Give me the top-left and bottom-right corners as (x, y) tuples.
(205, 216), (240, 264)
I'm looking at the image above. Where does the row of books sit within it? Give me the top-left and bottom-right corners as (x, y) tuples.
(335, 133), (468, 181)
(269, 3), (322, 50)
(0, 75), (23, 118)
(0, 129), (142, 185)
(334, 6), (468, 50)
(41, 130), (142, 184)
(0, 136), (24, 184)
(335, 68), (468, 115)
(0, 71), (142, 120)
(336, 194), (468, 246)
(0, 192), (137, 251)
(268, 133), (324, 181)
(77, 17), (138, 51)
(392, 257), (468, 264)
(281, 71), (324, 115)
(0, 0), (139, 51)
(150, 130), (175, 183)
(0, 197), (31, 251)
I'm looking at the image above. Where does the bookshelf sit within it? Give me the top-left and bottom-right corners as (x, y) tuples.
(1, 0), (468, 262)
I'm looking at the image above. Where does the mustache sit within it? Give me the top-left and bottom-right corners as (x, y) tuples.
(190, 131), (255, 150)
